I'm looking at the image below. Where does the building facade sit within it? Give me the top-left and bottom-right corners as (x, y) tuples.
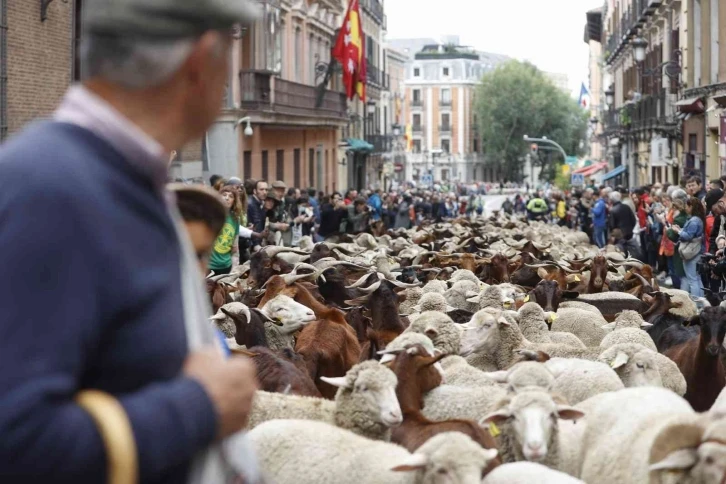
(390, 37), (508, 184)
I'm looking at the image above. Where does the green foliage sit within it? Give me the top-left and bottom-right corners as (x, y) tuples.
(474, 60), (588, 182)
(553, 166), (571, 192)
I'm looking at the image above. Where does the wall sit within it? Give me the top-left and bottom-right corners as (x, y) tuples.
(7, 1), (73, 136)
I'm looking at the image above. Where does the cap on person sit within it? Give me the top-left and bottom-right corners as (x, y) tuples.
(83, 0), (260, 39)
(271, 181), (287, 190)
(224, 177), (242, 187)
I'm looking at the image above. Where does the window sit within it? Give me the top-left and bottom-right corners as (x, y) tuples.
(413, 67), (421, 77)
(473, 139), (479, 153)
(294, 27), (303, 82)
(442, 66), (450, 77)
(262, 151), (269, 180)
(276, 150), (284, 181)
(265, 5), (282, 73)
(294, 149), (301, 188)
(324, 150), (329, 192)
(441, 113), (451, 129)
(441, 88), (451, 105)
(441, 139), (450, 153)
(412, 89), (421, 102)
(308, 148), (315, 187)
(412, 140), (422, 153)
(441, 169), (449, 181)
(413, 113), (422, 127)
(244, 151), (252, 179)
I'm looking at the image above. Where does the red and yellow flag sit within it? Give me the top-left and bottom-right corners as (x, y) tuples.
(332, 0), (366, 101)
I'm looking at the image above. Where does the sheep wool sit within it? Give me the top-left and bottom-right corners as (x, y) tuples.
(483, 462), (585, 484)
(422, 384), (506, 422)
(399, 287), (423, 315)
(246, 360), (399, 441)
(422, 280), (448, 294)
(404, 311), (462, 356)
(450, 269), (480, 284)
(445, 280), (480, 312)
(249, 420), (499, 484)
(597, 344), (663, 389)
(440, 355), (501, 388)
(544, 358), (624, 405)
(551, 308), (608, 347)
(599, 327), (657, 352)
(662, 288), (699, 318)
(557, 301), (601, 315)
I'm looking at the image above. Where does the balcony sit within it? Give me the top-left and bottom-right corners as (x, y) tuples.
(360, 0), (384, 25)
(366, 134), (392, 154)
(439, 99), (452, 107)
(439, 124), (452, 133)
(367, 64), (390, 89)
(239, 70), (347, 122)
(412, 124), (424, 133)
(411, 99), (424, 108)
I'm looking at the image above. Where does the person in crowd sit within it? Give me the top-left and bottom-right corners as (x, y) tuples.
(592, 188), (609, 248)
(686, 176), (707, 201)
(501, 197), (514, 215)
(344, 197), (371, 234)
(248, 179), (268, 249)
(368, 189), (383, 222)
(270, 181), (291, 246)
(526, 194), (549, 221)
(553, 193), (567, 227)
(209, 185), (243, 275)
(209, 174), (223, 188)
(631, 188), (654, 266)
(608, 190), (641, 260)
(513, 194), (526, 213)
(382, 194), (395, 229)
(263, 194), (284, 245)
(577, 189), (594, 242)
(171, 184), (227, 275)
(291, 196), (315, 242)
(657, 192), (676, 285)
(710, 179), (723, 192)
(319, 192), (348, 239)
(0, 1), (262, 481)
(395, 195), (413, 229)
(224, 178), (250, 263)
(665, 189), (690, 289)
(344, 189), (358, 205)
(671, 196), (706, 298)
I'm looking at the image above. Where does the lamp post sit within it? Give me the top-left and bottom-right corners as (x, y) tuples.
(630, 37), (683, 93)
(604, 88), (615, 108)
(523, 135), (568, 163)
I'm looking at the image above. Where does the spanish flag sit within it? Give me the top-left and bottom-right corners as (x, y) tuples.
(332, 0), (366, 102)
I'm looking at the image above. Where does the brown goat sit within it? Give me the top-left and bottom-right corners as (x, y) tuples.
(388, 346), (501, 473)
(664, 307), (726, 412)
(235, 346), (321, 397)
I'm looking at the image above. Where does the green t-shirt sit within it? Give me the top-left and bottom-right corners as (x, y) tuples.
(209, 213), (240, 271)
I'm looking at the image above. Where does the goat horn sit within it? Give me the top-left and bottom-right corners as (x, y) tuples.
(281, 272), (317, 285)
(263, 246), (309, 257)
(346, 272), (380, 289)
(387, 279), (421, 289)
(355, 280), (382, 294)
(290, 262), (318, 275)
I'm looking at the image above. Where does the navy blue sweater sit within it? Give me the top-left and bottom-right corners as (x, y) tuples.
(0, 122), (217, 482)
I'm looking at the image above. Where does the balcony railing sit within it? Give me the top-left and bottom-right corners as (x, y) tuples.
(239, 70), (347, 120)
(366, 134), (391, 154)
(605, 0), (662, 65)
(439, 124), (452, 133)
(412, 124), (424, 133)
(360, 0), (384, 25)
(411, 99), (424, 108)
(440, 99), (452, 107)
(367, 64), (390, 88)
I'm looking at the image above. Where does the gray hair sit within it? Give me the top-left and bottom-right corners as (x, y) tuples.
(608, 191), (622, 203)
(671, 188), (688, 205)
(81, 34), (199, 89)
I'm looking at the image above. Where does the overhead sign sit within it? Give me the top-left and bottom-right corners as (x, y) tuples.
(571, 173), (585, 186)
(566, 156), (578, 166)
(420, 174), (434, 186)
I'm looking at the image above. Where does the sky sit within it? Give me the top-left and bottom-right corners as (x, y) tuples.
(385, 0), (605, 97)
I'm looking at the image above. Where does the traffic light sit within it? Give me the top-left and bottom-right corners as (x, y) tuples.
(530, 143), (539, 154)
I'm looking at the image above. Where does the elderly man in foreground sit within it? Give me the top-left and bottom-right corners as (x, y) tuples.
(0, 1), (263, 483)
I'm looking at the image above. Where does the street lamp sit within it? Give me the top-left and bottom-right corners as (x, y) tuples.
(392, 125), (401, 137)
(236, 116), (253, 136)
(632, 37), (648, 63)
(604, 88), (615, 107)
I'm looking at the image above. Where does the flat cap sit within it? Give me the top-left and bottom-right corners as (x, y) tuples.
(83, 0), (260, 38)
(271, 180), (287, 189)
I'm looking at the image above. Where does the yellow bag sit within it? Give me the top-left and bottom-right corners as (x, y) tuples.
(76, 390), (138, 484)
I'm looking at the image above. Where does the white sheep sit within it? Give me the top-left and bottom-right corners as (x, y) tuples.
(445, 280), (480, 312)
(399, 287), (423, 315)
(422, 279), (448, 294)
(597, 343), (680, 392)
(246, 360), (401, 441)
(481, 389), (584, 470)
(599, 327), (657, 352)
(249, 420), (500, 484)
(517, 303), (586, 348)
(577, 387), (698, 484)
(450, 269), (480, 284)
(601, 310), (652, 332)
(482, 462), (585, 484)
(550, 308), (608, 347)
(439, 355), (500, 388)
(210, 296), (315, 350)
(558, 301), (602, 315)
(543, 358), (624, 405)
(661, 288), (700, 318)
(404, 311), (461, 356)
(412, 292), (455, 314)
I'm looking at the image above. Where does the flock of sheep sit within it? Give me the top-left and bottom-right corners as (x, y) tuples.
(205, 211), (726, 484)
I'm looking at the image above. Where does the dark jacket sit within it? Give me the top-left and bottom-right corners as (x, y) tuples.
(319, 203), (347, 238)
(247, 195), (266, 233)
(609, 201), (637, 240)
(0, 122), (216, 483)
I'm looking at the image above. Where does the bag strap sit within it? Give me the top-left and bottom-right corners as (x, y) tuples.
(76, 390), (138, 484)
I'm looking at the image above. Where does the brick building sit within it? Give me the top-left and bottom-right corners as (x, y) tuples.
(1, 0), (79, 141)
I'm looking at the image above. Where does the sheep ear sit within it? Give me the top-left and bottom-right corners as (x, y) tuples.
(379, 354), (396, 364)
(640, 321), (653, 328)
(482, 448), (499, 462)
(611, 351), (629, 369)
(649, 449), (698, 472)
(320, 376), (351, 389)
(480, 410), (510, 425)
(497, 316), (511, 326)
(390, 453), (429, 472)
(556, 406), (585, 421)
(601, 322), (616, 330)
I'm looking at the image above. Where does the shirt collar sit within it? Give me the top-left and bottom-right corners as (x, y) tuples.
(54, 85), (169, 191)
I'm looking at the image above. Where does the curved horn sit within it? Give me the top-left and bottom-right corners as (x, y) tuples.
(387, 279), (422, 289)
(346, 272), (381, 289)
(263, 246), (309, 258)
(290, 262), (319, 275)
(629, 271), (652, 289)
(356, 280), (382, 294)
(281, 272), (318, 285)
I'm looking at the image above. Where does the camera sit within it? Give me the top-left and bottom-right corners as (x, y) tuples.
(698, 253), (726, 278)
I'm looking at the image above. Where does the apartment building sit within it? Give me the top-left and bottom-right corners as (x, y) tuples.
(600, 0), (684, 187)
(585, 8), (605, 165)
(390, 36), (508, 183)
(384, 46), (407, 185)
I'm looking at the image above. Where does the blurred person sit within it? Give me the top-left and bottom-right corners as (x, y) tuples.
(319, 192), (348, 239)
(686, 176), (706, 200)
(368, 188), (383, 222)
(248, 179), (268, 249)
(0, 0), (263, 482)
(270, 181), (291, 246)
(395, 195), (413, 229)
(608, 190), (641, 260)
(344, 197), (370, 234)
(710, 179), (723, 191)
(209, 173), (223, 188)
(592, 189), (608, 248)
(671, 196), (706, 298)
(208, 185), (242, 275)
(665, 189), (690, 289)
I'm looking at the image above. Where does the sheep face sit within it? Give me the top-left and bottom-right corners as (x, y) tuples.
(260, 295), (315, 334)
(390, 432), (499, 484)
(459, 309), (508, 357)
(323, 364), (402, 428)
(691, 443), (726, 484)
(482, 391), (584, 463)
(600, 346), (663, 388)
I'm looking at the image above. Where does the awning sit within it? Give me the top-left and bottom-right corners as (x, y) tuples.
(580, 161), (609, 177)
(601, 165), (627, 182)
(345, 138), (374, 153)
(675, 97), (705, 114)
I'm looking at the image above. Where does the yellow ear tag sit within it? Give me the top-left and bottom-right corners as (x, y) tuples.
(610, 360), (616, 368)
(524, 295), (530, 302)
(574, 276), (581, 282)
(488, 422), (501, 437)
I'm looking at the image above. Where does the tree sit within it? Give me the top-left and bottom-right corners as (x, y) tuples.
(474, 60), (588, 183)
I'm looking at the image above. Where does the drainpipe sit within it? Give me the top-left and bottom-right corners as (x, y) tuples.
(0, 0), (7, 142)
